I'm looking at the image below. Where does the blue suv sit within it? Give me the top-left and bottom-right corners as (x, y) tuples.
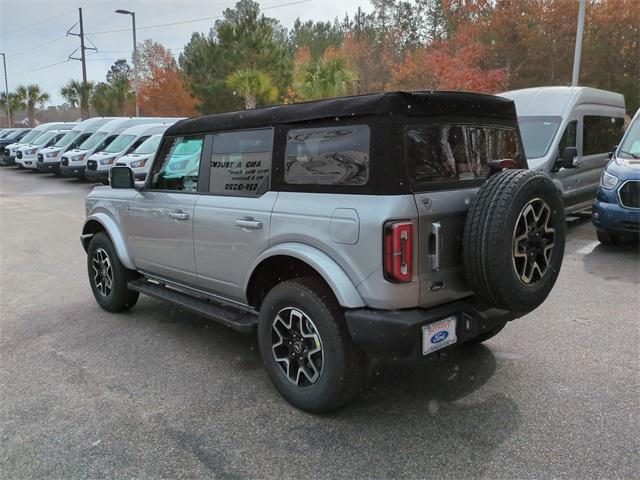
(592, 109), (640, 243)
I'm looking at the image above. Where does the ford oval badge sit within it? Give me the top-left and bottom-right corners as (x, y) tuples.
(431, 331), (448, 344)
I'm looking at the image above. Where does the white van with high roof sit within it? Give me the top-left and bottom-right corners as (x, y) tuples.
(35, 117), (117, 174)
(15, 130), (72, 169)
(500, 86), (626, 213)
(114, 133), (163, 180)
(4, 122), (77, 166)
(85, 122), (178, 183)
(60, 117), (181, 179)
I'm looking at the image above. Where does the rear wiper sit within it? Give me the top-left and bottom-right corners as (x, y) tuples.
(618, 149), (640, 159)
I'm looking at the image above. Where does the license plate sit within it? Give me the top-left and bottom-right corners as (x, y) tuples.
(422, 316), (457, 355)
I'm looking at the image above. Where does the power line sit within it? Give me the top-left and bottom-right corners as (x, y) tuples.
(85, 0), (313, 35)
(7, 36), (69, 59)
(7, 60), (70, 78)
(0, 1), (115, 37)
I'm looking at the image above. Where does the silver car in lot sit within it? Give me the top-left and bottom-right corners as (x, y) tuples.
(81, 92), (567, 412)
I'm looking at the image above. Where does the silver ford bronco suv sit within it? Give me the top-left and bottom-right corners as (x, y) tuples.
(82, 92), (566, 412)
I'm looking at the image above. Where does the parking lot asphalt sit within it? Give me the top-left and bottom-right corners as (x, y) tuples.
(0, 167), (638, 480)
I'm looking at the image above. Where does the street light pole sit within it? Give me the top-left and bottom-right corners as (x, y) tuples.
(115, 9), (139, 117)
(0, 53), (11, 127)
(571, 0), (586, 86)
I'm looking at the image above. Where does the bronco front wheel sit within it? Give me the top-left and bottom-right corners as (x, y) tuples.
(87, 232), (139, 313)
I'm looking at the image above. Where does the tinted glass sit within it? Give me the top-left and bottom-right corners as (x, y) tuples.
(517, 116), (562, 158)
(54, 130), (80, 147)
(149, 136), (204, 191)
(134, 134), (162, 154)
(557, 120), (577, 156)
(583, 116), (625, 156)
(406, 125), (522, 183)
(79, 131), (107, 150)
(104, 134), (136, 153)
(285, 125), (370, 186)
(209, 129), (273, 196)
(32, 131), (56, 146)
(69, 133), (91, 150)
(618, 117), (640, 158)
(19, 129), (43, 144)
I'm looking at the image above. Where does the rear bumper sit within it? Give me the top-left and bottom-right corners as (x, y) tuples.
(592, 200), (640, 235)
(344, 297), (516, 357)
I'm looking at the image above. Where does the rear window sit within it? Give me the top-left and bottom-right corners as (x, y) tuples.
(405, 125), (523, 184)
(284, 125), (370, 186)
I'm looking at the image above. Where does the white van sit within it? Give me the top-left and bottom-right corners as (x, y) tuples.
(85, 122), (178, 183)
(5, 122), (77, 166)
(35, 117), (117, 174)
(114, 133), (163, 180)
(500, 86), (626, 213)
(15, 130), (69, 169)
(60, 117), (181, 178)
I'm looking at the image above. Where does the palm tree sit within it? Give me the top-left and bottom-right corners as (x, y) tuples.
(60, 79), (95, 119)
(0, 92), (25, 126)
(15, 84), (50, 127)
(226, 69), (278, 110)
(294, 55), (358, 101)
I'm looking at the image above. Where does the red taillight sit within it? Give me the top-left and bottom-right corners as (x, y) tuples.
(383, 221), (413, 283)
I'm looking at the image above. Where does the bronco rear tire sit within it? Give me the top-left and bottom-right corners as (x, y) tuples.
(257, 277), (367, 413)
(87, 232), (139, 313)
(463, 169), (565, 314)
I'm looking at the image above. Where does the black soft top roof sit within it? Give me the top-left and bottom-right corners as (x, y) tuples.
(166, 91), (517, 136)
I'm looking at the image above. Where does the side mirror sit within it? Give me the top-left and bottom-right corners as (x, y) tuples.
(109, 166), (135, 189)
(608, 145), (618, 159)
(558, 146), (578, 169)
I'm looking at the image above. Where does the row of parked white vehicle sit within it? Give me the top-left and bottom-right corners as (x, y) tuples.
(0, 116), (184, 183)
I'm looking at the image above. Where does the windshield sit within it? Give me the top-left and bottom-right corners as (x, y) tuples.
(104, 134), (136, 153)
(0, 129), (15, 138)
(54, 130), (81, 148)
(19, 129), (44, 144)
(517, 116), (562, 160)
(134, 134), (162, 154)
(618, 117), (640, 159)
(79, 131), (108, 150)
(32, 131), (56, 146)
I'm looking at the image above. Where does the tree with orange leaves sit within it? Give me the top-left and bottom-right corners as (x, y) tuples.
(135, 39), (198, 117)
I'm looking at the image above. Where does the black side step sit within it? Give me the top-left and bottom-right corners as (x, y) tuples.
(128, 279), (257, 333)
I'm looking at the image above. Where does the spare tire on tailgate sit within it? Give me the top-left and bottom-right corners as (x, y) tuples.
(463, 169), (566, 314)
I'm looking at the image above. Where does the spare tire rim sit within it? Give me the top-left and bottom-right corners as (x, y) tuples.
(91, 247), (113, 297)
(271, 307), (324, 388)
(512, 198), (556, 285)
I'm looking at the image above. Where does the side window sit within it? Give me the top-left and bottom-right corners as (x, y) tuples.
(149, 136), (204, 192)
(285, 125), (370, 186)
(70, 133), (90, 150)
(557, 120), (577, 157)
(583, 116), (624, 156)
(96, 135), (117, 152)
(127, 136), (149, 154)
(406, 125), (522, 183)
(209, 129), (273, 196)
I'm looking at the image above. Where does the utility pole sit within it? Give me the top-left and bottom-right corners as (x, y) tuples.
(0, 53), (11, 127)
(571, 0), (586, 86)
(67, 8), (96, 119)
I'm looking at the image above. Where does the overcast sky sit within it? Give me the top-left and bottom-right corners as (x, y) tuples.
(0, 0), (372, 105)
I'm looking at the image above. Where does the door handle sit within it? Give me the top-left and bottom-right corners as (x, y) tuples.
(235, 218), (263, 229)
(169, 210), (190, 221)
